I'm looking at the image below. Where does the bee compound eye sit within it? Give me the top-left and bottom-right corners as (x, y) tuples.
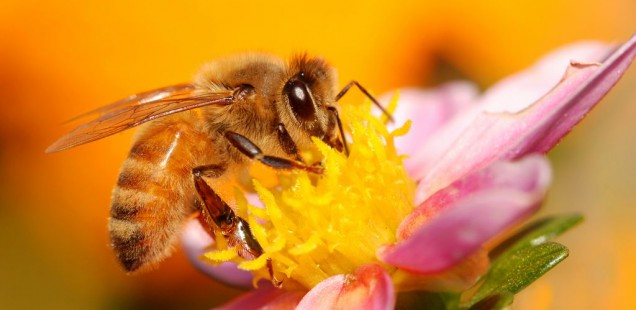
(284, 79), (316, 122)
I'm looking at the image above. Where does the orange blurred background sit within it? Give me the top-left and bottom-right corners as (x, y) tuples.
(0, 0), (634, 308)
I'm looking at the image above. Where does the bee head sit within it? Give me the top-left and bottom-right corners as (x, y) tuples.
(282, 55), (341, 150)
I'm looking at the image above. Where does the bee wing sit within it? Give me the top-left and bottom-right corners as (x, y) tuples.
(46, 84), (234, 153)
(62, 83), (197, 123)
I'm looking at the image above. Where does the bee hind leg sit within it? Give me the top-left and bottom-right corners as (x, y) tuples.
(192, 165), (236, 237)
(225, 131), (324, 174)
(192, 166), (282, 287)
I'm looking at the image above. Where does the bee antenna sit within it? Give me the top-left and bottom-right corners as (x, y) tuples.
(335, 81), (394, 123)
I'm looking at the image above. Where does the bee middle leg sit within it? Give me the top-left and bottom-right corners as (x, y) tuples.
(225, 131), (324, 174)
(192, 166), (281, 286)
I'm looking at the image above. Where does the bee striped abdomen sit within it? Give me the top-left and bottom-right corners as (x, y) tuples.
(109, 119), (213, 272)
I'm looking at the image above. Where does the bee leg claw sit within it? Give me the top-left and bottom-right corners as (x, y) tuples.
(308, 162), (324, 174)
(272, 278), (283, 288)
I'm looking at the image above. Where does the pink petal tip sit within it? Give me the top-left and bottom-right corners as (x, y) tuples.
(217, 286), (304, 310)
(296, 264), (395, 310)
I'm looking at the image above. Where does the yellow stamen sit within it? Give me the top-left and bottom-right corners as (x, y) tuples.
(204, 248), (237, 262)
(208, 95), (415, 290)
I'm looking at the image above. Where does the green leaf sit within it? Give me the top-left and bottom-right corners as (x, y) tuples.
(461, 214), (582, 308)
(465, 242), (569, 308)
(490, 214), (583, 259)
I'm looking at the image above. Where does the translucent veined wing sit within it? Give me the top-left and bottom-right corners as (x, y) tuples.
(62, 83), (197, 123)
(46, 83), (234, 153)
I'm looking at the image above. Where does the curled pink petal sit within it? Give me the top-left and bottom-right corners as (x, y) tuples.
(296, 264), (395, 310)
(378, 155), (551, 274)
(217, 285), (304, 310)
(393, 43), (606, 178)
(382, 82), (479, 173)
(480, 41), (611, 114)
(506, 35), (636, 156)
(413, 34), (635, 200)
(181, 219), (253, 289)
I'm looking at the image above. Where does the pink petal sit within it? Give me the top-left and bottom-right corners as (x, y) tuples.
(409, 36), (636, 201)
(181, 219), (254, 289)
(479, 41), (611, 114)
(382, 82), (479, 173)
(506, 35), (636, 156)
(398, 154), (552, 242)
(217, 286), (304, 310)
(378, 155), (551, 274)
(296, 264), (395, 310)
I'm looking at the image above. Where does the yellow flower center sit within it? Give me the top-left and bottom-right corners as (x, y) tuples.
(205, 97), (415, 290)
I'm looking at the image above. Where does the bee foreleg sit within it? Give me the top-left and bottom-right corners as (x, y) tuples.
(335, 80), (394, 123)
(225, 131), (323, 174)
(276, 123), (303, 161)
(326, 106), (349, 156)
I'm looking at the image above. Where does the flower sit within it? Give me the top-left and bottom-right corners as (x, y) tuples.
(182, 34), (636, 309)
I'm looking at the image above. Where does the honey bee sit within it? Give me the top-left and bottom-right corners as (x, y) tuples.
(47, 53), (390, 282)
